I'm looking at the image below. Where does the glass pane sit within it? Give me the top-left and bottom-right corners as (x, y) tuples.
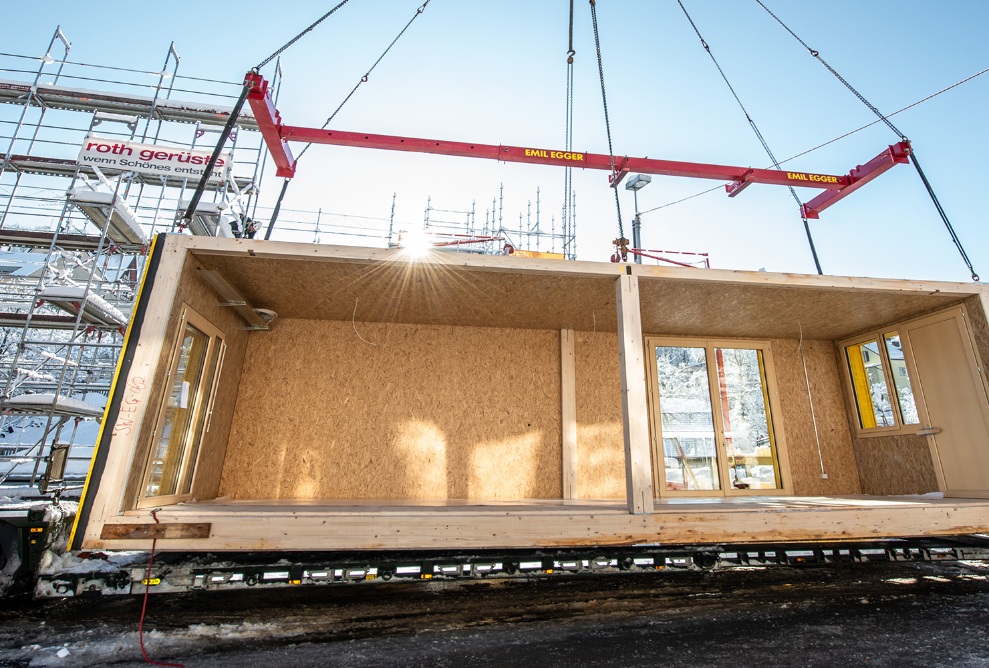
(145, 324), (209, 497)
(845, 340), (895, 428)
(714, 348), (780, 490)
(655, 346), (720, 491)
(179, 341), (223, 495)
(883, 332), (919, 425)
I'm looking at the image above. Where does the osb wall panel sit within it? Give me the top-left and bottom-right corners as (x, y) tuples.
(770, 340), (860, 496)
(219, 320), (561, 500)
(570, 335), (861, 500)
(852, 434), (939, 495)
(964, 295), (989, 390)
(121, 254), (250, 507)
(574, 331), (626, 499)
(831, 344), (940, 496)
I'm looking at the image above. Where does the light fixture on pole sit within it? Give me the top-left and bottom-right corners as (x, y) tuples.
(625, 174), (651, 264)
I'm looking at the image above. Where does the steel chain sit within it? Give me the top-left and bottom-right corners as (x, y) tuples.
(589, 0), (624, 241)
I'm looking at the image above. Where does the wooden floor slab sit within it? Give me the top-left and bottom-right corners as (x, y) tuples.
(90, 495), (989, 552)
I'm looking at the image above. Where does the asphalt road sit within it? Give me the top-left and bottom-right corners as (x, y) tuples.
(1, 560), (988, 667)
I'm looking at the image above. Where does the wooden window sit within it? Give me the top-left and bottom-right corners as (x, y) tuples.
(138, 305), (225, 507)
(840, 330), (921, 437)
(645, 337), (789, 497)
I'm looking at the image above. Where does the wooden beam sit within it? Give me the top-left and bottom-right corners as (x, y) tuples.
(100, 522), (211, 540)
(561, 329), (578, 499)
(616, 273), (654, 514)
(91, 497), (989, 551)
(73, 237), (190, 550)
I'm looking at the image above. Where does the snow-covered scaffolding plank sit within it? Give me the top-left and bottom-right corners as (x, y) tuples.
(178, 200), (232, 238)
(0, 312), (79, 329)
(0, 79), (258, 130)
(0, 393), (103, 419)
(38, 286), (128, 328)
(67, 189), (148, 246)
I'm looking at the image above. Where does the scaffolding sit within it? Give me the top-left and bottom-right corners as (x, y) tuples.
(393, 184), (575, 258)
(0, 29), (275, 490)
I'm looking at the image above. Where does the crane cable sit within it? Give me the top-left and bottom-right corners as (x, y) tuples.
(256, 0), (352, 72)
(676, 0), (822, 274)
(755, 0), (979, 282)
(639, 66), (989, 216)
(296, 0), (431, 162)
(588, 0), (626, 250)
(182, 1), (354, 235)
(562, 0), (576, 259)
(264, 1), (432, 240)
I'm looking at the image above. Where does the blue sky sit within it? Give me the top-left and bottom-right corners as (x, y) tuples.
(4, 1), (987, 281)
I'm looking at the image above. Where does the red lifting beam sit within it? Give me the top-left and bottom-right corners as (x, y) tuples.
(244, 72), (910, 218)
(800, 141), (911, 219)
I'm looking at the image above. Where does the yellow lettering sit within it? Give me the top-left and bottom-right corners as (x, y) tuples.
(544, 151), (585, 162)
(524, 149), (586, 162)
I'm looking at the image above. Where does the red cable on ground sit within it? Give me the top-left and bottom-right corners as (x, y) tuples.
(138, 510), (184, 668)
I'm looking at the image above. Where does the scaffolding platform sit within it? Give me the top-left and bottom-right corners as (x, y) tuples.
(179, 200), (232, 237)
(0, 78), (258, 130)
(37, 286), (127, 328)
(66, 189), (147, 246)
(0, 393), (103, 419)
(0, 313), (79, 329)
(0, 229), (107, 252)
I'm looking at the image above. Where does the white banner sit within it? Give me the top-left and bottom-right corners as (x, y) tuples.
(77, 135), (232, 183)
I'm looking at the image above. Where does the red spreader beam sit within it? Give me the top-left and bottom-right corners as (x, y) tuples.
(245, 72), (910, 219)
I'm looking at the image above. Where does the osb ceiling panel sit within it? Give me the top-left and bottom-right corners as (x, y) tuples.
(191, 254), (621, 332)
(189, 250), (969, 340)
(636, 279), (965, 340)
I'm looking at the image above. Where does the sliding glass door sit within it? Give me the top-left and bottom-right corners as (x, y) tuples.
(648, 338), (785, 496)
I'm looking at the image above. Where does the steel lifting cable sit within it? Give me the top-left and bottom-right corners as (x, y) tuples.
(639, 67), (989, 217)
(296, 0), (431, 162)
(676, 0), (823, 274)
(562, 0), (576, 259)
(755, 0), (980, 282)
(255, 0), (353, 72)
(588, 0), (625, 245)
(182, 1), (354, 232)
(265, 1), (432, 240)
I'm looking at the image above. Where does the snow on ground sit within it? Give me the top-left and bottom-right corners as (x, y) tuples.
(0, 561), (987, 667)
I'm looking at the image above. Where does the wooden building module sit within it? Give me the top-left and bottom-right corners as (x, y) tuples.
(69, 234), (989, 553)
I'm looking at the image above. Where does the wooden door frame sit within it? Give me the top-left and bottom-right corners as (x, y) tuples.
(644, 336), (792, 499)
(898, 304), (989, 496)
(136, 304), (226, 509)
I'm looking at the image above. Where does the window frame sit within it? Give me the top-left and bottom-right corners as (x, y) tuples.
(644, 336), (792, 498)
(137, 304), (225, 508)
(838, 329), (923, 438)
